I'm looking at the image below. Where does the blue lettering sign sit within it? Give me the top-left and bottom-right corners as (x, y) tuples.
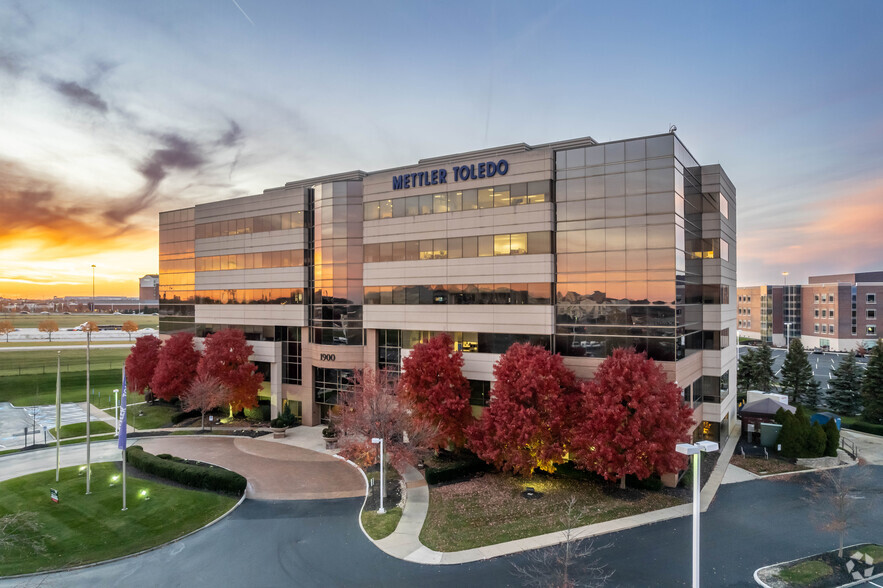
(391, 159), (508, 189)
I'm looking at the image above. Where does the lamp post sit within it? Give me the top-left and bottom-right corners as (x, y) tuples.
(782, 271), (788, 286)
(370, 437), (386, 514)
(784, 322), (792, 349)
(80, 321), (93, 494)
(676, 440), (720, 588)
(91, 264), (96, 313)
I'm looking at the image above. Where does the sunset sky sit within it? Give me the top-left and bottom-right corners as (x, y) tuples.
(1, 1), (882, 299)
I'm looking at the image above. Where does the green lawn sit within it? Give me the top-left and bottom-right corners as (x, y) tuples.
(0, 462), (236, 576)
(361, 507), (403, 540)
(0, 369), (124, 407)
(0, 341), (131, 348)
(1, 315), (157, 330)
(50, 421), (115, 439)
(0, 347), (129, 377)
(105, 404), (180, 430)
(420, 473), (684, 552)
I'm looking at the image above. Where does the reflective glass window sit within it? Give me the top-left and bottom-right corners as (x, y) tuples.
(433, 193), (448, 214)
(478, 188), (494, 209)
(462, 236), (478, 258)
(379, 199), (394, 219)
(478, 235), (494, 257)
(405, 196), (419, 216)
(510, 183), (527, 206)
(462, 189), (478, 210)
(419, 194), (433, 215)
(494, 185), (510, 208)
(448, 191), (463, 212)
(494, 234), (511, 256)
(528, 231), (552, 254)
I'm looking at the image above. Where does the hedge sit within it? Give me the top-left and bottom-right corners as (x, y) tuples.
(170, 409), (200, 425)
(424, 453), (491, 485)
(125, 446), (247, 495)
(843, 421), (883, 436)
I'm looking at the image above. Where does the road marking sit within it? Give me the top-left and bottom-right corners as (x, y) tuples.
(868, 581), (883, 587)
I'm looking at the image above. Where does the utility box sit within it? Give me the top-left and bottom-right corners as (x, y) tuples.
(760, 423), (783, 448)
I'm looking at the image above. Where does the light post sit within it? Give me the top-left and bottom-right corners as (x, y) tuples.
(91, 264), (96, 313)
(676, 440), (720, 588)
(782, 271), (788, 286)
(370, 437), (386, 514)
(784, 322), (792, 349)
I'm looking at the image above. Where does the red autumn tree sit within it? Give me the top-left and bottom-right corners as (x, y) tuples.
(150, 332), (201, 401)
(331, 367), (432, 469)
(398, 332), (472, 449)
(125, 335), (162, 400)
(181, 374), (231, 432)
(569, 348), (694, 489)
(197, 328), (263, 413)
(467, 343), (580, 476)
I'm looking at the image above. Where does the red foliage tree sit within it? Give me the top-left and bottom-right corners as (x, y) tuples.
(181, 374), (231, 431)
(197, 328), (263, 413)
(150, 332), (201, 401)
(569, 348), (694, 489)
(467, 343), (580, 476)
(331, 367), (432, 469)
(125, 335), (162, 399)
(398, 332), (472, 449)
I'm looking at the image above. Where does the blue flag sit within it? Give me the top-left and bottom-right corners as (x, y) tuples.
(118, 370), (127, 450)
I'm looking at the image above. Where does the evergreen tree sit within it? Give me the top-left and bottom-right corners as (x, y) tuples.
(737, 348), (758, 394)
(861, 339), (883, 424)
(824, 419), (840, 458)
(754, 342), (777, 392)
(827, 352), (863, 416)
(780, 339), (819, 407)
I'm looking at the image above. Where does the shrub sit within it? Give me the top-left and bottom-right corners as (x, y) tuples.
(271, 403), (297, 428)
(626, 473), (664, 491)
(842, 420), (883, 436)
(808, 423), (827, 457)
(824, 419), (840, 457)
(244, 405), (269, 422)
(322, 423), (338, 438)
(125, 446), (246, 495)
(424, 452), (491, 485)
(171, 409), (200, 425)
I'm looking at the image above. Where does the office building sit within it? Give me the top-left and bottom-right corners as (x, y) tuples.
(159, 132), (737, 441)
(737, 271), (883, 351)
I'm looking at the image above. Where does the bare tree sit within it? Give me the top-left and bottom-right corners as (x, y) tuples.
(181, 374), (231, 431)
(511, 496), (614, 588)
(0, 512), (45, 554)
(806, 466), (870, 558)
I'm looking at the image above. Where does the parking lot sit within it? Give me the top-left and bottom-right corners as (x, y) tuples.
(738, 345), (869, 396)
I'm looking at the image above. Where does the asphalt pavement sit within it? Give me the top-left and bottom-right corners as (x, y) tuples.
(5, 464), (881, 587)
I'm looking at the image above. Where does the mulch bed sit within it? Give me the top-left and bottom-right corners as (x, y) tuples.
(363, 463), (403, 512)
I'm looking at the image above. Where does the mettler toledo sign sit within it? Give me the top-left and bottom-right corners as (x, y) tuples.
(392, 159), (509, 190)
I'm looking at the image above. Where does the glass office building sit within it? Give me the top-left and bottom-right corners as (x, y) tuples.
(159, 132), (737, 440)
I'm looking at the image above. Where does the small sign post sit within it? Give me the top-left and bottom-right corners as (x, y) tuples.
(50, 488), (58, 503)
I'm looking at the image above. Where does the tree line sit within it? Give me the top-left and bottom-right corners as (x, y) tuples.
(330, 334), (694, 489)
(737, 338), (883, 424)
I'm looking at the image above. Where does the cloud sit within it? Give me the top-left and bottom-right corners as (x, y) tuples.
(103, 133), (206, 224)
(50, 79), (109, 113)
(219, 120), (243, 147)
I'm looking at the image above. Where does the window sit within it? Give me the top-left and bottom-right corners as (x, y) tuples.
(719, 194), (729, 219)
(821, 294), (827, 302)
(821, 325), (827, 334)
(814, 324), (819, 333)
(829, 324), (835, 334)
(869, 325), (878, 336)
(830, 294), (835, 303)
(821, 309), (827, 318)
(869, 293), (877, 304)
(814, 294), (819, 303)
(830, 309), (834, 318)
(869, 309), (877, 320)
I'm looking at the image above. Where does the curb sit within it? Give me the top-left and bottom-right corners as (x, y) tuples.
(333, 454), (373, 542)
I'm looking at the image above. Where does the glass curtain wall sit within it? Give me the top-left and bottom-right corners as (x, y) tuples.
(309, 182), (364, 346)
(554, 135), (700, 361)
(159, 208), (195, 334)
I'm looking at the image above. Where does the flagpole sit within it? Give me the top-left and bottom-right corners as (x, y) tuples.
(118, 368), (129, 511)
(55, 351), (61, 482)
(85, 326), (92, 495)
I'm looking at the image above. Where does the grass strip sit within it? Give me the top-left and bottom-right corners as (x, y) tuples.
(104, 404), (180, 430)
(778, 560), (833, 584)
(0, 462), (236, 576)
(361, 507), (403, 540)
(50, 421), (115, 439)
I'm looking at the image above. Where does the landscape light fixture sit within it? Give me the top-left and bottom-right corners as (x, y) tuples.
(370, 437), (386, 514)
(676, 440), (720, 588)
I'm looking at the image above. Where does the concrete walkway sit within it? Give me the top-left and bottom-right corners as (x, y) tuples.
(721, 464), (760, 484)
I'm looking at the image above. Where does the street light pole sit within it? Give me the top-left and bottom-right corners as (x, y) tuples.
(370, 437), (386, 514)
(81, 322), (93, 494)
(91, 264), (96, 313)
(676, 440), (719, 588)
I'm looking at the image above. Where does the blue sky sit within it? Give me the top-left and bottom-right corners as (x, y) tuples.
(1, 0), (881, 296)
